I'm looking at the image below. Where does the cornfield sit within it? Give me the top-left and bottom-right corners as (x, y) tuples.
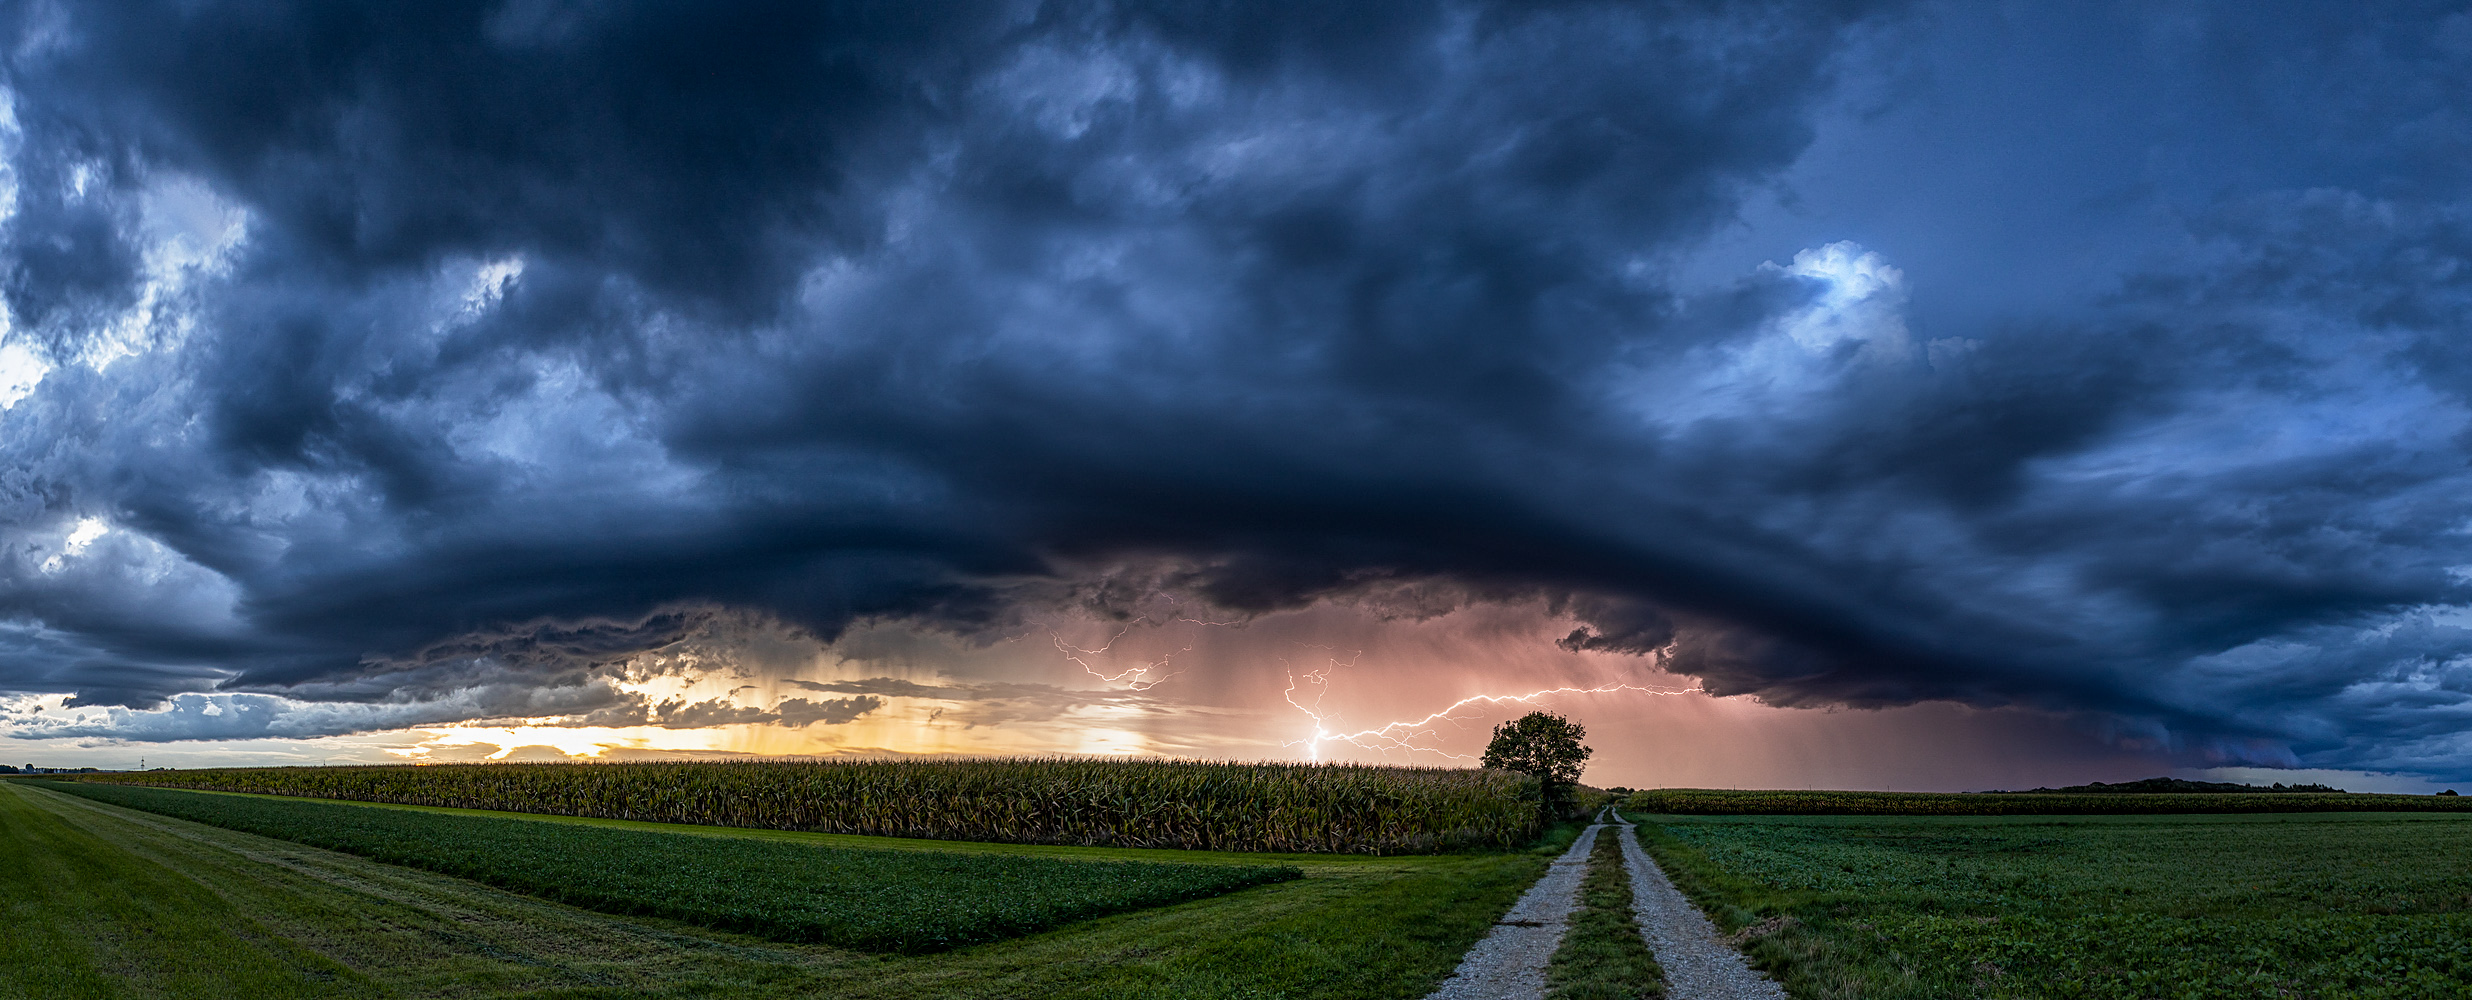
(78, 757), (1539, 854)
(1625, 787), (2472, 816)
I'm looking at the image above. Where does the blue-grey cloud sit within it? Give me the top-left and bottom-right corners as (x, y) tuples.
(2, 1), (2470, 778)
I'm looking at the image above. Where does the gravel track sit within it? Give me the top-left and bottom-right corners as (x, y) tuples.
(1613, 815), (1789, 1000)
(1421, 821), (1605, 1000)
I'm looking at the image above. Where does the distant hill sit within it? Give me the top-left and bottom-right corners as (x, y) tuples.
(1986, 777), (2345, 794)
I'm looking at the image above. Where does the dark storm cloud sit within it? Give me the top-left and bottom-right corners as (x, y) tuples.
(785, 676), (1150, 726)
(631, 693), (884, 729)
(770, 696), (885, 727)
(4, 0), (2471, 777)
(7, 681), (632, 742)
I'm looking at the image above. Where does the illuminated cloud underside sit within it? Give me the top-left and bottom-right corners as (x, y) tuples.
(0, 3), (2469, 789)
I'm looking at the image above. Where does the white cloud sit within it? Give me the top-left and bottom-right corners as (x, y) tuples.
(76, 174), (249, 372)
(0, 336), (45, 410)
(462, 256), (525, 315)
(1625, 240), (1928, 429)
(36, 517), (106, 574)
(61, 517), (105, 555)
(1765, 241), (1911, 359)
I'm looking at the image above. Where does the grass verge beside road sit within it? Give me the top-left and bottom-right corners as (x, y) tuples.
(1, 779), (1560, 999)
(1629, 810), (2472, 1000)
(44, 781), (1298, 953)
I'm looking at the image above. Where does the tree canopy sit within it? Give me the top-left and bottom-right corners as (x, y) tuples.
(1480, 711), (1592, 815)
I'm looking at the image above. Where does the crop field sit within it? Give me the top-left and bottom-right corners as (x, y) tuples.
(79, 757), (1538, 854)
(41, 781), (1298, 953)
(1625, 787), (2472, 816)
(0, 778), (1575, 999)
(1629, 810), (2472, 999)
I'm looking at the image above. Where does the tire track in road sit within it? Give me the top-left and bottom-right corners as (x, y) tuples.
(1422, 817), (1606, 1000)
(1611, 814), (1789, 1000)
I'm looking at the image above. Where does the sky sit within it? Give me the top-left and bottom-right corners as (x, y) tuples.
(2, 1), (2469, 792)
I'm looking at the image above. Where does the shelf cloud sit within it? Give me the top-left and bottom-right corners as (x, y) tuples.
(3, 1), (2470, 781)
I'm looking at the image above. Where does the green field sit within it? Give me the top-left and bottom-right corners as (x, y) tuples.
(1630, 810), (2472, 999)
(82, 757), (1538, 854)
(31, 766), (2472, 1000)
(40, 781), (1298, 953)
(0, 779), (1570, 999)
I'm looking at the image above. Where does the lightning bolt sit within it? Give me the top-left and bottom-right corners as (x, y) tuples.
(1282, 647), (1699, 762)
(1279, 646), (1360, 760)
(1045, 617), (1191, 691)
(1040, 613), (1697, 765)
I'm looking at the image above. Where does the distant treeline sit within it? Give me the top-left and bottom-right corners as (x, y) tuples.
(1625, 787), (2472, 816)
(66, 757), (1540, 855)
(1984, 777), (2347, 794)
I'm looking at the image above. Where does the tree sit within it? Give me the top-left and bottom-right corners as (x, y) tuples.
(1481, 711), (1593, 817)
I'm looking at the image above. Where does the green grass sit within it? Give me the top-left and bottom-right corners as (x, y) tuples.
(1544, 825), (1662, 1000)
(1629, 810), (2472, 999)
(43, 781), (1298, 954)
(0, 779), (1562, 998)
(0, 781), (379, 1000)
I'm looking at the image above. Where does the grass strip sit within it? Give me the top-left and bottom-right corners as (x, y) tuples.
(1544, 824), (1663, 1000)
(44, 781), (1300, 954)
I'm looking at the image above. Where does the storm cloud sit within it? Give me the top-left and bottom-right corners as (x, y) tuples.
(2, 1), (2470, 778)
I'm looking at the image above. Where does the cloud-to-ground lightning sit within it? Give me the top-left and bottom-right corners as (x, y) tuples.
(1042, 617), (1700, 763)
(1282, 648), (1700, 761)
